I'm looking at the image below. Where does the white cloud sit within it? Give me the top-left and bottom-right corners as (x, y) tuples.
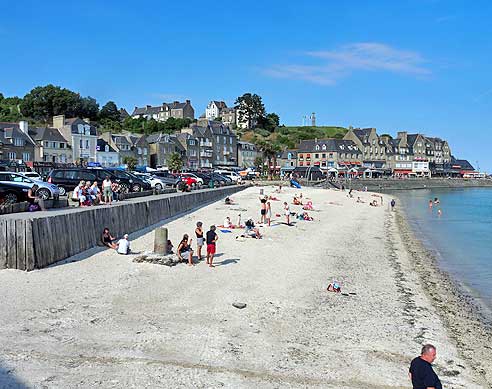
(263, 42), (431, 85)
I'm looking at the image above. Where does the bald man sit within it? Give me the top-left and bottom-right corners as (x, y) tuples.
(409, 344), (442, 389)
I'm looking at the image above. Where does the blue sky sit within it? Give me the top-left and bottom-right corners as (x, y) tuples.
(1, 0), (491, 171)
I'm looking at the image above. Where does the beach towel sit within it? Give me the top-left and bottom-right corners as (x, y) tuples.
(220, 229), (232, 233)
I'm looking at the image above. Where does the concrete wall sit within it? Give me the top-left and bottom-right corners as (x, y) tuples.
(0, 186), (245, 271)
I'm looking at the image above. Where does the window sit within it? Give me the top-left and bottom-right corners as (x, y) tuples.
(322, 144), (326, 151)
(315, 145), (320, 151)
(189, 140), (195, 146)
(322, 153), (326, 158)
(8, 152), (16, 160)
(14, 138), (24, 146)
(86, 140), (90, 149)
(315, 153), (319, 159)
(52, 142), (57, 148)
(60, 143), (65, 149)
(22, 152), (30, 161)
(329, 153), (333, 158)
(44, 141), (49, 147)
(80, 139), (83, 149)
(229, 137), (232, 145)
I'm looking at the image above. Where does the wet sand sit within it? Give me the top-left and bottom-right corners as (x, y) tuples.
(0, 186), (489, 388)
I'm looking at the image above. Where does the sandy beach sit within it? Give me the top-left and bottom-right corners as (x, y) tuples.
(0, 185), (490, 388)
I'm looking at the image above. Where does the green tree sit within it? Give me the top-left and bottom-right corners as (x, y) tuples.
(0, 94), (23, 122)
(234, 93), (265, 129)
(167, 152), (183, 171)
(256, 140), (281, 179)
(122, 156), (138, 171)
(257, 112), (280, 133)
(99, 101), (120, 122)
(78, 96), (99, 120)
(254, 156), (264, 174)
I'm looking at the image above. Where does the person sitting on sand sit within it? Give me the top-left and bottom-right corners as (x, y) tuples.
(223, 216), (232, 228)
(167, 239), (174, 254)
(369, 200), (378, 207)
(302, 211), (313, 221)
(268, 195), (280, 201)
(356, 197), (364, 203)
(327, 280), (341, 293)
(434, 197), (440, 205)
(302, 200), (314, 210)
(225, 197), (234, 205)
(117, 234), (131, 255)
(177, 234), (194, 266)
(243, 219), (262, 239)
(293, 196), (302, 205)
(101, 228), (118, 249)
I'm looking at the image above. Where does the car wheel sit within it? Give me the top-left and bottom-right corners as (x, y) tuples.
(131, 184), (142, 192)
(4, 192), (18, 204)
(36, 188), (51, 200)
(155, 183), (162, 190)
(119, 183), (129, 193)
(58, 186), (66, 196)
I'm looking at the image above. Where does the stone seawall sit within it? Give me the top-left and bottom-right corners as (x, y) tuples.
(336, 178), (492, 192)
(0, 186), (245, 271)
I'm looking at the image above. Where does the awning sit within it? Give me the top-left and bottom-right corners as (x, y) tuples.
(394, 169), (412, 174)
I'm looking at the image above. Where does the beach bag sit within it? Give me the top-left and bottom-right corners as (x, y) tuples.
(28, 203), (41, 212)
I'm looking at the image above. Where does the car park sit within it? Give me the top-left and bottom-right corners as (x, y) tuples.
(0, 171), (60, 200)
(23, 171), (43, 181)
(103, 169), (151, 192)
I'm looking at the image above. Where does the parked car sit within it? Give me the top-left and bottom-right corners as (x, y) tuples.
(133, 172), (164, 190)
(0, 171), (60, 200)
(0, 181), (29, 204)
(209, 172), (229, 185)
(193, 172), (215, 186)
(103, 169), (151, 192)
(23, 171), (43, 181)
(214, 170), (241, 182)
(152, 171), (181, 187)
(180, 172), (204, 186)
(178, 174), (198, 188)
(47, 168), (149, 195)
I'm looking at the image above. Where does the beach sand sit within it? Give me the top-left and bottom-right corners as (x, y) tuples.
(0, 186), (489, 388)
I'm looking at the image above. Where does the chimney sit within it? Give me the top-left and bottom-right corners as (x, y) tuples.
(53, 115), (65, 129)
(19, 120), (28, 134)
(185, 99), (190, 104)
(397, 131), (408, 144)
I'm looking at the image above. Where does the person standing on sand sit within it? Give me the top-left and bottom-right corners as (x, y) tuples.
(259, 196), (267, 224)
(266, 201), (272, 226)
(206, 225), (218, 267)
(195, 221), (204, 260)
(391, 198), (396, 211)
(283, 201), (291, 225)
(408, 344), (442, 389)
(429, 199), (433, 209)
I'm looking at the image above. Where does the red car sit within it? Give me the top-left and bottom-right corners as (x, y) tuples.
(178, 174), (198, 188)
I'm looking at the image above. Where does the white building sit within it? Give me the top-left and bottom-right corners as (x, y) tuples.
(53, 115), (97, 163)
(96, 139), (119, 167)
(205, 101), (228, 120)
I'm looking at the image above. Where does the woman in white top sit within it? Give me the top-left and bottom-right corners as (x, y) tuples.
(102, 176), (112, 204)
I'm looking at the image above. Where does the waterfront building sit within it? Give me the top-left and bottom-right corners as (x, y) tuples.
(0, 121), (36, 166)
(96, 138), (119, 167)
(52, 115), (97, 164)
(237, 141), (260, 168)
(31, 126), (71, 163)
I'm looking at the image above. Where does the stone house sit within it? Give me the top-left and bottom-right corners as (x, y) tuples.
(171, 133), (199, 170)
(208, 121), (237, 167)
(146, 132), (181, 168)
(343, 128), (388, 168)
(99, 132), (150, 167)
(297, 139), (362, 170)
(132, 100), (195, 122)
(237, 141), (260, 168)
(0, 121), (36, 164)
(53, 115), (97, 163)
(276, 149), (298, 171)
(126, 133), (150, 167)
(181, 125), (214, 169)
(31, 127), (71, 163)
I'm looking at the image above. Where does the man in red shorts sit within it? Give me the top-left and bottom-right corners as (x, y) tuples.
(206, 225), (218, 267)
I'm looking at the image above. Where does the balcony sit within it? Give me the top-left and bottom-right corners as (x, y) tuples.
(200, 151), (213, 158)
(200, 141), (213, 147)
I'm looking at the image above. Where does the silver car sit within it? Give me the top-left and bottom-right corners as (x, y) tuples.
(0, 171), (60, 200)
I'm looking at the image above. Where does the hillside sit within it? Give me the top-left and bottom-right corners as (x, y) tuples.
(240, 126), (348, 149)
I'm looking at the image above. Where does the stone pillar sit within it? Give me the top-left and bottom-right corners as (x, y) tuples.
(154, 227), (168, 254)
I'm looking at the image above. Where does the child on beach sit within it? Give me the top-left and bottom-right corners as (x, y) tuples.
(195, 222), (204, 260)
(206, 225), (218, 267)
(266, 201), (272, 226)
(259, 196), (267, 224)
(284, 202), (291, 225)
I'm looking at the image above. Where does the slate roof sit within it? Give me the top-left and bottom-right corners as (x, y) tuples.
(297, 139), (361, 153)
(97, 138), (117, 153)
(146, 132), (173, 144)
(31, 127), (68, 143)
(132, 105), (162, 116)
(0, 122), (36, 146)
(211, 101), (227, 109)
(112, 134), (132, 146)
(61, 118), (97, 136)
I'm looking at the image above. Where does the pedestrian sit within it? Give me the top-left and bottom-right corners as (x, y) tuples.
(409, 344), (442, 389)
(195, 221), (204, 260)
(391, 198), (396, 211)
(283, 201), (291, 225)
(111, 181), (120, 202)
(102, 176), (112, 205)
(259, 195), (267, 224)
(266, 201), (272, 226)
(206, 225), (218, 268)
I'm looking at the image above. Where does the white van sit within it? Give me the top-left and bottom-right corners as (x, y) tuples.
(214, 170), (241, 182)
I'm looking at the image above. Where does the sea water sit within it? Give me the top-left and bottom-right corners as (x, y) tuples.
(395, 187), (492, 311)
